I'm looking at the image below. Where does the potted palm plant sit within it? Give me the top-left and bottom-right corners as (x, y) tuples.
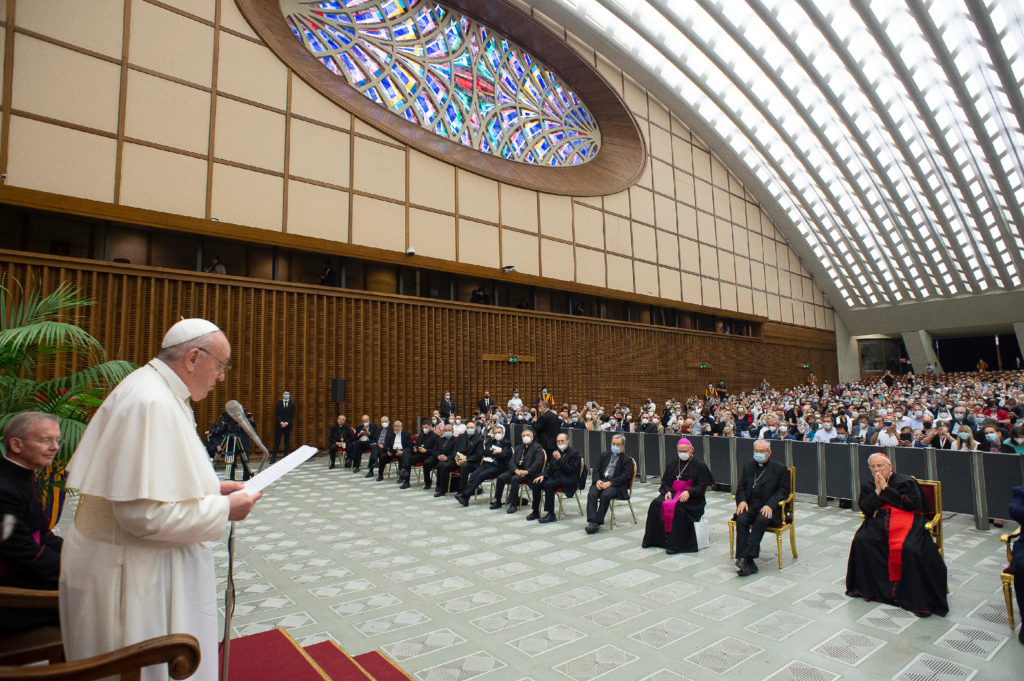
(0, 276), (135, 527)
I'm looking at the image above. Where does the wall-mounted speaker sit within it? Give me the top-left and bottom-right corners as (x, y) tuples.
(330, 378), (346, 403)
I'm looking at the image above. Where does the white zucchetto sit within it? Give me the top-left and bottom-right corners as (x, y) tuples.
(160, 318), (221, 348)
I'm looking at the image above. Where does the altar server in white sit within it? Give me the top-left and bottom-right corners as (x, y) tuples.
(59, 318), (262, 681)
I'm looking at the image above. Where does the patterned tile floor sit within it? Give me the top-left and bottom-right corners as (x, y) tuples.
(64, 460), (1022, 680)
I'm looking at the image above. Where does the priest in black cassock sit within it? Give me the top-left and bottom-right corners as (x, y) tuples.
(845, 452), (948, 616)
(642, 438), (713, 554)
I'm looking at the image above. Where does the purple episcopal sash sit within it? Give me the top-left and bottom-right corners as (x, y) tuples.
(661, 479), (692, 533)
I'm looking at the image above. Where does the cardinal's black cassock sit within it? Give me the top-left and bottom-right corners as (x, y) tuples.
(846, 473), (948, 616)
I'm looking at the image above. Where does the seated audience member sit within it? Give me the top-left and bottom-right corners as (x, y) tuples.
(385, 420), (413, 485)
(845, 453), (948, 616)
(365, 415), (394, 481)
(733, 439), (789, 576)
(401, 421), (439, 487)
(436, 422), (482, 496)
(1002, 425), (1024, 454)
(427, 424), (456, 494)
(585, 434), (634, 534)
(951, 423), (978, 451)
(1010, 485), (1024, 644)
(527, 432), (582, 523)
(0, 412), (63, 633)
(327, 414), (354, 469)
(491, 427), (543, 513)
(979, 422), (1004, 452)
(352, 415), (377, 473)
(874, 419), (900, 446)
(642, 438), (713, 554)
(455, 425), (510, 506)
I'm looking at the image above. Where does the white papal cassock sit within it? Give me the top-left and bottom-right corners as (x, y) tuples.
(60, 359), (229, 681)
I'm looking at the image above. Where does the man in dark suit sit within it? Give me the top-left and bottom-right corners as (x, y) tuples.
(532, 400), (561, 455)
(352, 414), (377, 473)
(400, 421), (440, 489)
(733, 439), (789, 576)
(430, 424), (458, 496)
(327, 414), (354, 469)
(365, 415), (393, 480)
(455, 424), (510, 506)
(439, 391), (457, 421)
(386, 420), (413, 487)
(528, 431), (581, 523)
(477, 391), (494, 415)
(441, 423), (483, 496)
(491, 426), (544, 513)
(585, 433), (633, 534)
(272, 390), (296, 462)
(1009, 485), (1024, 644)
(0, 412), (63, 634)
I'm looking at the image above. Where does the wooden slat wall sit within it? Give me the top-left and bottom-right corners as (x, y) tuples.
(1, 252), (838, 449)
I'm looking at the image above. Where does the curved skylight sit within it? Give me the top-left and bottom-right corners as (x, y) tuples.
(282, 0), (601, 165)
(546, 0), (1024, 309)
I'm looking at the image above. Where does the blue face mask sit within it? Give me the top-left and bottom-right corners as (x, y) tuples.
(610, 445), (622, 455)
(958, 431), (970, 440)
(443, 431), (453, 438)
(985, 432), (998, 442)
(753, 452), (767, 463)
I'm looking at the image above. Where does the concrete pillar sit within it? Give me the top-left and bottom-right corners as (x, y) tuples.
(900, 330), (942, 374)
(365, 264), (397, 294)
(835, 317), (861, 383)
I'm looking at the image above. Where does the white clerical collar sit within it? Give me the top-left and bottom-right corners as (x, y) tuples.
(148, 358), (192, 403)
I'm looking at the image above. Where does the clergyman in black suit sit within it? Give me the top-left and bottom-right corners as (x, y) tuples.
(531, 400), (561, 454)
(366, 416), (394, 480)
(327, 414), (354, 469)
(272, 390), (296, 462)
(528, 431), (581, 523)
(733, 439), (789, 576)
(352, 415), (378, 473)
(585, 433), (633, 534)
(490, 426), (544, 513)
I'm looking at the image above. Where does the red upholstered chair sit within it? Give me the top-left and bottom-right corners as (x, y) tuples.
(914, 478), (943, 559)
(1002, 526), (1021, 629)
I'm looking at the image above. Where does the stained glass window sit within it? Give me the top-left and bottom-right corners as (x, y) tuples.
(282, 0), (602, 166)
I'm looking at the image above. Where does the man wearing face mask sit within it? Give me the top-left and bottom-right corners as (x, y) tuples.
(448, 421), (484, 496)
(387, 421), (413, 487)
(507, 390), (523, 411)
(271, 390), (296, 463)
(585, 434), (634, 534)
(426, 424), (455, 494)
(527, 432), (582, 523)
(532, 400), (561, 456)
(490, 427), (543, 513)
(352, 414), (377, 473)
(1001, 424), (1024, 454)
(327, 414), (354, 469)
(365, 416), (393, 480)
(456, 425), (510, 506)
(641, 438), (713, 554)
(812, 417), (838, 443)
(733, 440), (789, 576)
(439, 391), (457, 422)
(399, 421), (440, 488)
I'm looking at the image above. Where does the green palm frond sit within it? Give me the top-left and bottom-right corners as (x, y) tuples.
(0, 321), (105, 360)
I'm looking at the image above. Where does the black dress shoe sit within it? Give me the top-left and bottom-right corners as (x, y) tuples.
(736, 558), (758, 577)
(506, 505), (519, 514)
(585, 523), (599, 534)
(423, 482), (433, 490)
(329, 464), (336, 469)
(364, 471), (374, 478)
(353, 467), (360, 473)
(489, 501), (503, 510)
(376, 476), (384, 482)
(735, 558), (744, 569)
(525, 511), (540, 521)
(434, 490), (446, 498)
(456, 494), (469, 507)
(539, 513), (557, 523)
(399, 481), (410, 489)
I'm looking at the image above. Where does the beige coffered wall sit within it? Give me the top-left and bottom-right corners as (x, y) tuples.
(0, 0), (833, 330)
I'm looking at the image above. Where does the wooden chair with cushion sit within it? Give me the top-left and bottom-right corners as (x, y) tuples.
(555, 459), (586, 520)
(608, 458), (638, 529)
(1001, 526), (1021, 629)
(914, 478), (943, 559)
(0, 586), (199, 680)
(728, 466), (798, 569)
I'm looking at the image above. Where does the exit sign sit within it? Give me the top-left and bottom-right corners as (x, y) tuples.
(699, 363), (708, 369)
(802, 363), (810, 369)
(509, 356), (519, 364)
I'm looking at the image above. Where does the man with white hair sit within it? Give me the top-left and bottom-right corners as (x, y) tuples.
(0, 411), (63, 633)
(845, 452), (948, 616)
(59, 318), (262, 681)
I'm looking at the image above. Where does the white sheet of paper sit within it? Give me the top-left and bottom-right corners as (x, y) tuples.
(238, 445), (317, 495)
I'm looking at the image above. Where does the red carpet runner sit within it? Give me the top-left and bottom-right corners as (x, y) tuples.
(221, 629), (412, 681)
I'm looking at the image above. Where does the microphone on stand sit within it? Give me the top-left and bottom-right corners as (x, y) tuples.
(225, 399), (271, 474)
(221, 399), (268, 681)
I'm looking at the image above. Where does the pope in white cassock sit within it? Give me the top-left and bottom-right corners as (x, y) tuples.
(59, 319), (262, 681)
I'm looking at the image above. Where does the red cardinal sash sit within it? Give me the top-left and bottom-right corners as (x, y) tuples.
(883, 505), (914, 581)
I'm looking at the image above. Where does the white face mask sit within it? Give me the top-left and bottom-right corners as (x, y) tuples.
(677, 450), (691, 461)
(1014, 437), (1024, 445)
(557, 443), (568, 451)
(522, 436), (533, 444)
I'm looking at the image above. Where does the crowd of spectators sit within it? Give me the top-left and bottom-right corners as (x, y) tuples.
(421, 370), (1024, 455)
